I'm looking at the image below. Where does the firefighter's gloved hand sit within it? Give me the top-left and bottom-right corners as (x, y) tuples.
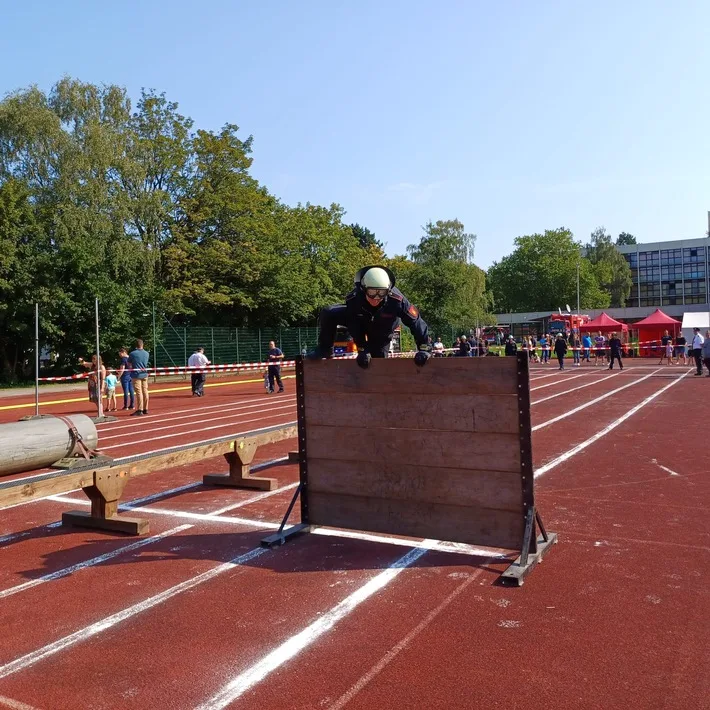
(356, 351), (371, 369)
(414, 348), (431, 367)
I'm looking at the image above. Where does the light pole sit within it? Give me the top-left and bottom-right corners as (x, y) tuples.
(576, 263), (580, 314)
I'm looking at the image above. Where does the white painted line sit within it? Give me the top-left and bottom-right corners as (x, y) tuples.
(532, 369), (662, 432)
(657, 464), (680, 477)
(534, 371), (690, 479)
(0, 525), (192, 600)
(328, 569), (485, 710)
(99, 397), (296, 441)
(532, 373), (618, 405)
(530, 373), (585, 391)
(0, 694), (41, 710)
(195, 542), (436, 710)
(209, 481), (297, 516)
(96, 395), (295, 432)
(111, 422), (296, 463)
(0, 546), (269, 680)
(102, 409), (295, 451)
(44, 497), (505, 559)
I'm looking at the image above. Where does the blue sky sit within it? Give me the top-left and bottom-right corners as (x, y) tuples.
(2, 0), (709, 269)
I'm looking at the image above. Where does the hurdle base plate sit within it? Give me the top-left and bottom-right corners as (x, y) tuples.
(62, 510), (149, 535)
(261, 523), (311, 548)
(500, 532), (558, 586)
(203, 473), (275, 491)
(52, 455), (114, 470)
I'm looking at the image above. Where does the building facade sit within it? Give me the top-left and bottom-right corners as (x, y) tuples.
(618, 236), (709, 308)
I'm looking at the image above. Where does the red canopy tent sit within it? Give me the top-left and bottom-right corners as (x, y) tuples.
(579, 312), (628, 333)
(633, 309), (681, 357)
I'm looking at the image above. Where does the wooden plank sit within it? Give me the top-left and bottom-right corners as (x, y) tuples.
(307, 491), (524, 550)
(303, 357), (520, 396)
(128, 440), (236, 477)
(307, 459), (522, 512)
(307, 426), (521, 473)
(0, 470), (100, 510)
(305, 393), (519, 434)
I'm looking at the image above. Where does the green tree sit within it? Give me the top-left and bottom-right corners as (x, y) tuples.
(395, 219), (491, 334)
(487, 228), (609, 313)
(586, 227), (633, 308)
(616, 232), (637, 245)
(349, 223), (383, 251)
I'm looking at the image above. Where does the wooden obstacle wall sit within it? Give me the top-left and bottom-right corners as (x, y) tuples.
(299, 355), (533, 551)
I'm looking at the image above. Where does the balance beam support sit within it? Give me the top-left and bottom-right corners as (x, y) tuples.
(203, 439), (277, 491)
(62, 468), (148, 535)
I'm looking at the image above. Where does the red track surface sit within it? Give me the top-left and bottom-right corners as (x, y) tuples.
(0, 362), (708, 709)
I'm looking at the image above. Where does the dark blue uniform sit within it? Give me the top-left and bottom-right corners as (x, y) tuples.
(316, 286), (428, 357)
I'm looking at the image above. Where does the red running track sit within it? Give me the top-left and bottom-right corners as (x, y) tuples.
(0, 363), (708, 709)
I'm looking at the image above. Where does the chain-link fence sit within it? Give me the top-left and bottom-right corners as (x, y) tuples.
(154, 325), (321, 368)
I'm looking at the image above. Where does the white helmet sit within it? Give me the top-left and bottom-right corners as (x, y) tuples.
(360, 266), (392, 290)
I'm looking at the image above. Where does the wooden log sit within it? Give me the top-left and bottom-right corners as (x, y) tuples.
(0, 415), (98, 476)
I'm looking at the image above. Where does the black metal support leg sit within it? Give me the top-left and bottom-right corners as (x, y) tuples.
(261, 482), (310, 547)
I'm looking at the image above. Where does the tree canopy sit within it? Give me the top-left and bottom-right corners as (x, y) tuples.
(0, 78), (494, 381)
(486, 228), (610, 313)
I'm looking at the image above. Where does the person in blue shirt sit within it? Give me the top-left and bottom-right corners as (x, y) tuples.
(116, 347), (135, 410)
(128, 339), (150, 415)
(266, 340), (284, 394)
(582, 334), (593, 362)
(104, 371), (118, 411)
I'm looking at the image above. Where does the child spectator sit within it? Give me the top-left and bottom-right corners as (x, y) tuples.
(105, 371), (118, 411)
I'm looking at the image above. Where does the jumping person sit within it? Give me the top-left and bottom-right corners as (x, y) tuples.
(308, 266), (430, 368)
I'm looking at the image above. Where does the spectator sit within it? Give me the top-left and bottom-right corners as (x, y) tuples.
(129, 339), (150, 416)
(78, 354), (106, 405)
(608, 332), (623, 370)
(661, 335), (674, 366)
(554, 333), (567, 370)
(675, 333), (687, 366)
(458, 335), (471, 357)
(582, 333), (592, 362)
(116, 347), (135, 410)
(538, 333), (549, 363)
(702, 331), (710, 377)
(266, 340), (285, 393)
(570, 332), (581, 366)
(433, 337), (444, 357)
(691, 328), (704, 376)
(504, 336), (517, 356)
(594, 331), (606, 366)
(104, 370), (118, 411)
(188, 346), (211, 397)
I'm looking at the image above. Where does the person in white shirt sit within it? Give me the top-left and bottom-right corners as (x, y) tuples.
(691, 328), (705, 376)
(433, 338), (444, 357)
(188, 346), (211, 396)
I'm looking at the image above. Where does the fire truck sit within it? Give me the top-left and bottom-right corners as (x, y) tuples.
(548, 312), (590, 336)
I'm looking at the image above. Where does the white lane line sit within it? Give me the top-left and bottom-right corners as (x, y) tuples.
(195, 543), (436, 710)
(534, 371), (690, 479)
(656, 464), (681, 477)
(532, 373), (619, 405)
(0, 694), (42, 710)
(532, 369), (662, 432)
(99, 397), (296, 440)
(96, 395), (294, 431)
(328, 569), (485, 710)
(43, 496), (504, 559)
(209, 481), (297, 516)
(0, 532), (30, 545)
(111, 421), (297, 462)
(0, 525), (192, 600)
(530, 374), (585, 391)
(0, 546), (269, 681)
(102, 409), (295, 451)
